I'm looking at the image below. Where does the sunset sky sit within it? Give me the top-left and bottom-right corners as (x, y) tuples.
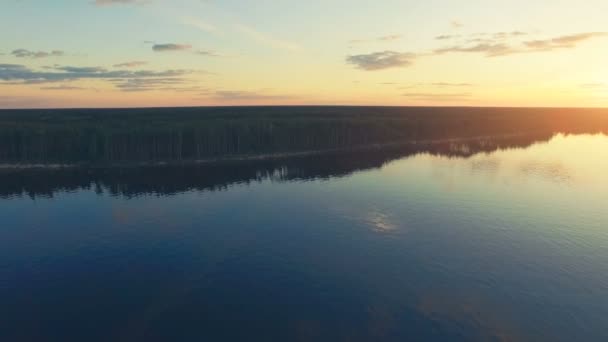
(1, 0), (607, 108)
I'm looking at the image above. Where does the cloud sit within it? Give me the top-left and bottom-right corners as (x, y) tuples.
(493, 31), (528, 39)
(0, 64), (197, 89)
(148, 42), (222, 57)
(55, 66), (107, 73)
(196, 50), (222, 57)
(523, 32), (608, 51)
(113, 78), (193, 92)
(214, 90), (295, 101)
(111, 76), (210, 92)
(432, 31), (607, 58)
(435, 35), (460, 40)
(150, 43), (223, 57)
(431, 82), (473, 87)
(349, 35), (403, 44)
(1, 60), (209, 95)
(403, 92), (471, 97)
(235, 24), (302, 51)
(402, 92), (472, 101)
(346, 51), (415, 70)
(152, 44), (192, 52)
(113, 61), (147, 68)
(0, 64), (36, 81)
(382, 81), (471, 87)
(348, 30), (603, 70)
(39, 85), (89, 90)
(436, 31), (529, 45)
(181, 16), (218, 34)
(11, 49), (64, 58)
(434, 43), (514, 57)
(378, 35), (402, 41)
(398, 82), (474, 89)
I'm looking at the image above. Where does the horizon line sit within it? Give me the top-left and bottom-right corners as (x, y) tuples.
(2, 104), (608, 111)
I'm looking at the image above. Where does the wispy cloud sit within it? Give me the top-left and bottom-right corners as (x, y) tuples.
(55, 66), (106, 73)
(433, 31), (607, 57)
(113, 78), (195, 92)
(113, 61), (148, 68)
(196, 50), (222, 57)
(235, 24), (301, 51)
(350, 35), (402, 44)
(149, 43), (223, 57)
(214, 90), (296, 101)
(398, 82), (474, 89)
(152, 43), (192, 52)
(403, 92), (471, 97)
(93, 0), (149, 6)
(379, 34), (402, 41)
(403, 92), (472, 101)
(107, 75), (210, 92)
(349, 30), (607, 71)
(181, 16), (219, 34)
(0, 64), (199, 92)
(495, 31), (528, 38)
(523, 32), (608, 51)
(39, 85), (90, 91)
(434, 43), (513, 57)
(435, 35), (460, 40)
(11, 49), (64, 58)
(431, 82), (473, 87)
(346, 51), (415, 71)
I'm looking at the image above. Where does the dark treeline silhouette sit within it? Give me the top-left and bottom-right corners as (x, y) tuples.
(1, 106), (607, 165)
(0, 131), (564, 199)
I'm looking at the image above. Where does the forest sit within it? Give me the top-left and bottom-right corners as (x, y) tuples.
(0, 106), (607, 165)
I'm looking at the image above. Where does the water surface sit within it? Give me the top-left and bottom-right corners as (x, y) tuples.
(1, 132), (608, 341)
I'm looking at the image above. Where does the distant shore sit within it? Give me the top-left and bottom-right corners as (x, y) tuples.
(1, 107), (607, 168)
(0, 132), (551, 170)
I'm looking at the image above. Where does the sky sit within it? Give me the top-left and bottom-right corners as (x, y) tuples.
(1, 0), (607, 108)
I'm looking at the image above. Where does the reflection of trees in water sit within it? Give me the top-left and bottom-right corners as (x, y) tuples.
(0, 131), (572, 199)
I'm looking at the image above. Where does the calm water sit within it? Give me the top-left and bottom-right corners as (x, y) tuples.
(2, 133), (608, 341)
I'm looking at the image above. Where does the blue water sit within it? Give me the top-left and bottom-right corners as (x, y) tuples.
(1, 133), (608, 341)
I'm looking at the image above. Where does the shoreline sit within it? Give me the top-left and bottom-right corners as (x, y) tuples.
(0, 132), (542, 170)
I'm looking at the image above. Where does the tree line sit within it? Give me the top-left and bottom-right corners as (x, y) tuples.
(0, 106), (607, 164)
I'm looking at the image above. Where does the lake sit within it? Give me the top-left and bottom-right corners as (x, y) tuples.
(1, 110), (608, 341)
